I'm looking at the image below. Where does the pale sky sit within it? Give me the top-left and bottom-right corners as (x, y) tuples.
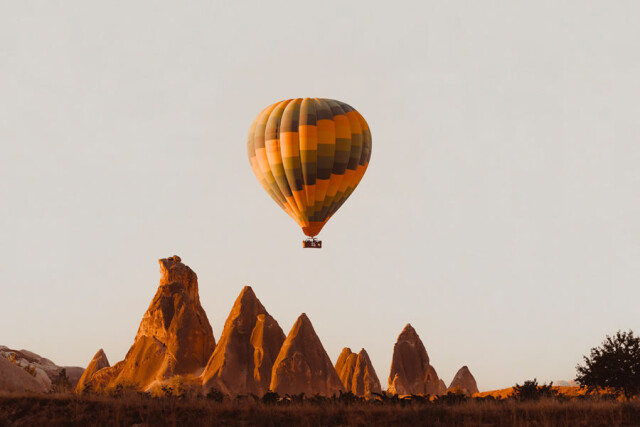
(1, 1), (639, 392)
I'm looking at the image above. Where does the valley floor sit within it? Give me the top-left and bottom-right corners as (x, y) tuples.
(0, 393), (639, 426)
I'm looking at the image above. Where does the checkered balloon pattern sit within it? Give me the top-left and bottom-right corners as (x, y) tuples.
(247, 98), (372, 237)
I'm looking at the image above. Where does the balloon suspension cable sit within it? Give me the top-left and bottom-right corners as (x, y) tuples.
(303, 236), (322, 249)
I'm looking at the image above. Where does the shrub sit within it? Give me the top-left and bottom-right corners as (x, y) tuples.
(576, 330), (640, 400)
(261, 390), (279, 405)
(512, 379), (557, 401)
(205, 388), (224, 402)
(106, 381), (140, 398)
(437, 391), (468, 405)
(336, 390), (359, 405)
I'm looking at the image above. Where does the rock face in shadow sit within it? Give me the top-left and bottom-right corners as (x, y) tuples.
(201, 286), (285, 396)
(447, 366), (479, 395)
(387, 324), (443, 395)
(0, 357), (49, 393)
(270, 314), (345, 396)
(75, 349), (110, 393)
(78, 256), (216, 392)
(0, 346), (84, 392)
(438, 378), (447, 395)
(64, 367), (85, 389)
(335, 348), (381, 397)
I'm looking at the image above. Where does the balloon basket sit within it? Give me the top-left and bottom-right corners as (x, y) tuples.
(303, 237), (322, 249)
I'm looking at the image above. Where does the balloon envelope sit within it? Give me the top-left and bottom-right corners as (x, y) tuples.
(247, 98), (372, 237)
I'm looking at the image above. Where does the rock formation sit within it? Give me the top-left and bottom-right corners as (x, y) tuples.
(387, 324), (443, 395)
(75, 349), (110, 393)
(0, 346), (84, 392)
(64, 367), (86, 389)
(335, 348), (357, 390)
(201, 286), (285, 396)
(79, 256), (216, 392)
(270, 313), (344, 396)
(335, 348), (381, 397)
(447, 366), (479, 395)
(438, 378), (447, 395)
(0, 357), (49, 393)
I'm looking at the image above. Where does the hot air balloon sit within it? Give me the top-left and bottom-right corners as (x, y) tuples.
(247, 98), (372, 248)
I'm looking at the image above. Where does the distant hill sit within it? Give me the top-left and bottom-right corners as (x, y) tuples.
(0, 345), (84, 393)
(474, 386), (587, 399)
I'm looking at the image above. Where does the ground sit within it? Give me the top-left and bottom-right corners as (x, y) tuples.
(0, 392), (639, 426)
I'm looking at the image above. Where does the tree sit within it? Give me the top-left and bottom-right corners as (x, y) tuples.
(575, 330), (640, 400)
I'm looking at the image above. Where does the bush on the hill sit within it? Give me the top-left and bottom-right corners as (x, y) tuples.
(205, 387), (224, 402)
(261, 390), (279, 404)
(512, 379), (557, 401)
(576, 329), (640, 400)
(106, 381), (140, 398)
(436, 391), (468, 405)
(336, 390), (359, 405)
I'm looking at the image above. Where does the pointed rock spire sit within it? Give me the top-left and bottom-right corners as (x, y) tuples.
(353, 349), (382, 397)
(387, 324), (442, 395)
(270, 313), (345, 396)
(201, 286), (285, 396)
(75, 349), (110, 393)
(448, 366), (479, 395)
(77, 256), (216, 392)
(335, 348), (358, 391)
(335, 348), (381, 397)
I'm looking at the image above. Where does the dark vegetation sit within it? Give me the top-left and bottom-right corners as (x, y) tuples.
(512, 379), (557, 401)
(1, 390), (639, 427)
(576, 329), (640, 400)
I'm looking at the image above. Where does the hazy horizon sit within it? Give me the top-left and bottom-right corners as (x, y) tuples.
(1, 1), (639, 391)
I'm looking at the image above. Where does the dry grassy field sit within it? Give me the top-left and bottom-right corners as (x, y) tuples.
(1, 393), (639, 427)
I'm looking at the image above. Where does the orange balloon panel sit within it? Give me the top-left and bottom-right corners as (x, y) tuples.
(247, 98), (372, 237)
